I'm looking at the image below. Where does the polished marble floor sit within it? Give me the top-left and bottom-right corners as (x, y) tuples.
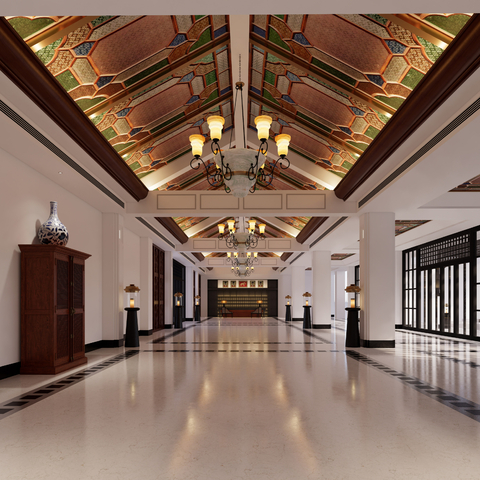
(1, 317), (480, 479)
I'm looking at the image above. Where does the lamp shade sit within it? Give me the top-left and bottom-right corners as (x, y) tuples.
(248, 219), (256, 233)
(275, 134), (291, 157)
(258, 224), (266, 235)
(207, 116), (225, 141)
(189, 134), (205, 157)
(227, 219), (235, 232)
(254, 115), (272, 140)
(218, 223), (225, 235)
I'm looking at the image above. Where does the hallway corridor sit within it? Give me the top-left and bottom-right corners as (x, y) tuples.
(1, 318), (480, 479)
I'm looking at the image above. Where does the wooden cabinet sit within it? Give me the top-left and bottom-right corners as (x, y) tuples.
(19, 244), (91, 374)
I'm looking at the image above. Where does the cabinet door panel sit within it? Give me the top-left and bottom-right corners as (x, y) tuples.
(56, 314), (70, 364)
(72, 313), (84, 359)
(73, 262), (84, 309)
(56, 259), (69, 310)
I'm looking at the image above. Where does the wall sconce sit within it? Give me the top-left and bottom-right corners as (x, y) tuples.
(124, 284), (140, 308)
(174, 292), (183, 307)
(345, 284), (361, 308)
(302, 292), (312, 306)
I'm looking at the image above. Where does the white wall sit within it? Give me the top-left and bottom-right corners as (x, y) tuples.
(0, 148), (103, 367)
(123, 228), (141, 329)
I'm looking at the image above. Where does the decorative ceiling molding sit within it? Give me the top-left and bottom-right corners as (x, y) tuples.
(250, 35), (396, 117)
(295, 216), (329, 244)
(155, 217), (189, 244)
(84, 35), (230, 118)
(0, 17), (149, 201)
(335, 14), (480, 201)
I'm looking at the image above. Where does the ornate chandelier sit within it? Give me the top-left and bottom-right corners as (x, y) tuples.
(189, 82), (291, 198)
(228, 251), (257, 277)
(218, 218), (265, 250)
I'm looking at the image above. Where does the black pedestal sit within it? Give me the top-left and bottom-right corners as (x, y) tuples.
(125, 307), (140, 347)
(194, 304), (201, 322)
(303, 305), (312, 329)
(285, 304), (292, 322)
(345, 307), (360, 347)
(174, 306), (183, 329)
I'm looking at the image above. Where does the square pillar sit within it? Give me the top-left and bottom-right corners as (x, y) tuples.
(164, 250), (173, 327)
(335, 270), (347, 321)
(312, 251), (331, 328)
(139, 237), (153, 334)
(359, 212), (395, 348)
(278, 273), (291, 319)
(185, 266), (194, 321)
(291, 266), (306, 320)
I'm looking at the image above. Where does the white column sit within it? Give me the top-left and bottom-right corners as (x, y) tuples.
(291, 266), (305, 320)
(102, 213), (124, 344)
(278, 272), (291, 319)
(359, 212), (396, 347)
(139, 237), (153, 333)
(312, 251), (331, 328)
(164, 251), (173, 327)
(331, 271), (335, 317)
(185, 266), (194, 320)
(335, 271), (347, 321)
(395, 250), (403, 327)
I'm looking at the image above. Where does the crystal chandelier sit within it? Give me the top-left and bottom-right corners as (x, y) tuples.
(189, 82), (291, 198)
(218, 218), (265, 250)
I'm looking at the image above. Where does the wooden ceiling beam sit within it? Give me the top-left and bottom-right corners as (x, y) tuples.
(117, 91), (233, 156)
(295, 217), (329, 244)
(85, 35), (229, 118)
(250, 36), (396, 117)
(25, 16), (98, 51)
(382, 14), (454, 49)
(249, 91), (363, 157)
(155, 217), (188, 244)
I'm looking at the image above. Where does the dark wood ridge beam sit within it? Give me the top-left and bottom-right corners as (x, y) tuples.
(280, 252), (293, 262)
(0, 18), (148, 201)
(117, 91), (233, 156)
(295, 217), (329, 244)
(192, 252), (205, 262)
(26, 16), (98, 51)
(335, 14), (480, 201)
(86, 35), (230, 118)
(382, 14), (454, 48)
(249, 91), (363, 157)
(155, 217), (189, 244)
(250, 36), (396, 117)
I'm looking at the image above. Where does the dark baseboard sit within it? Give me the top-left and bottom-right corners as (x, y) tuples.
(184, 317), (193, 322)
(101, 339), (124, 348)
(313, 324), (332, 329)
(164, 324), (173, 329)
(395, 324), (403, 329)
(85, 340), (105, 353)
(139, 329), (153, 336)
(360, 339), (395, 348)
(0, 361), (21, 380)
(292, 318), (303, 322)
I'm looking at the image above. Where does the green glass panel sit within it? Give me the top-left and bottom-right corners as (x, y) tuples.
(308, 75), (349, 97)
(76, 97), (105, 111)
(332, 171), (345, 178)
(401, 68), (424, 89)
(133, 76), (172, 99)
(91, 16), (114, 27)
(8, 17), (54, 39)
(129, 161), (141, 171)
(274, 15), (285, 20)
(296, 112), (332, 133)
(268, 27), (290, 52)
(101, 127), (117, 141)
(137, 171), (154, 179)
(342, 161), (353, 170)
(424, 14), (470, 36)
(149, 112), (185, 134)
(113, 141), (135, 152)
(376, 96), (404, 109)
(199, 53), (214, 63)
(190, 28), (212, 53)
(56, 70), (79, 92)
(364, 14), (388, 25)
(201, 89), (219, 105)
(364, 126), (380, 139)
(373, 110), (390, 124)
(262, 89), (280, 105)
(264, 70), (276, 86)
(124, 58), (169, 87)
(91, 113), (105, 126)
(311, 58), (356, 86)
(195, 15), (205, 20)
(165, 148), (191, 164)
(266, 53), (282, 63)
(205, 70), (217, 86)
(35, 38), (61, 65)
(418, 37), (444, 62)
(347, 141), (368, 151)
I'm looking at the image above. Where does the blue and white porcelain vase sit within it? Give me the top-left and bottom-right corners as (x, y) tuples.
(37, 201), (69, 246)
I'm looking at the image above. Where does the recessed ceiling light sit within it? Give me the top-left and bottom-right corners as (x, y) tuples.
(58, 171), (63, 175)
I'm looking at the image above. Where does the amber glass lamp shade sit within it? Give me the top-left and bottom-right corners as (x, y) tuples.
(207, 116), (225, 141)
(350, 298), (356, 308)
(258, 224), (266, 235)
(248, 219), (256, 233)
(218, 223), (225, 235)
(189, 134), (205, 157)
(227, 219), (235, 232)
(254, 115), (272, 140)
(275, 134), (291, 157)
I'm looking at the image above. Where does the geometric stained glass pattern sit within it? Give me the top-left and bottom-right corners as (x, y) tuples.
(173, 217), (209, 231)
(451, 174), (480, 192)
(395, 220), (430, 236)
(331, 253), (355, 261)
(276, 216), (311, 231)
(249, 14), (471, 178)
